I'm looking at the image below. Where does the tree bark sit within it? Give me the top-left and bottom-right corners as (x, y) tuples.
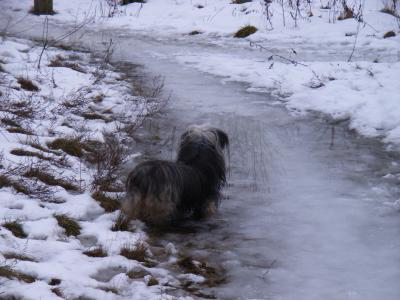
(33, 0), (53, 15)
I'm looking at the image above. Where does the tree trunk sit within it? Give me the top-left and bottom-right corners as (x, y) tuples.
(33, 0), (53, 15)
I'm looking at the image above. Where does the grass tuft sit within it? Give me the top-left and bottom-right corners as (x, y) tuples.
(49, 278), (62, 285)
(189, 30), (202, 35)
(54, 214), (81, 237)
(120, 242), (148, 262)
(1, 118), (20, 127)
(0, 174), (31, 195)
(234, 25), (257, 38)
(47, 138), (84, 157)
(111, 213), (131, 232)
(16, 77), (39, 91)
(23, 168), (79, 191)
(6, 127), (33, 135)
(383, 30), (396, 38)
(3, 252), (37, 262)
(83, 246), (108, 258)
(81, 112), (110, 122)
(231, 0), (252, 3)
(91, 191), (120, 212)
(2, 220), (27, 238)
(0, 265), (36, 283)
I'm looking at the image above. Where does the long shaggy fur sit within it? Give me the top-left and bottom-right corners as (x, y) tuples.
(123, 125), (229, 225)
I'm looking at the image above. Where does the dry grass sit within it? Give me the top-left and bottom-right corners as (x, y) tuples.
(91, 191), (120, 212)
(0, 265), (36, 283)
(2, 220), (27, 238)
(54, 214), (81, 237)
(83, 246), (108, 258)
(23, 168), (79, 191)
(383, 30), (396, 38)
(81, 112), (110, 122)
(177, 255), (226, 287)
(3, 252), (37, 262)
(111, 213), (131, 232)
(16, 77), (39, 91)
(120, 242), (148, 262)
(49, 278), (62, 285)
(231, 0), (252, 3)
(49, 56), (86, 73)
(98, 286), (119, 294)
(234, 25), (257, 38)
(51, 287), (64, 298)
(47, 138), (84, 157)
(0, 174), (30, 195)
(338, 3), (354, 20)
(10, 148), (48, 160)
(126, 267), (150, 279)
(1, 118), (20, 127)
(6, 127), (33, 135)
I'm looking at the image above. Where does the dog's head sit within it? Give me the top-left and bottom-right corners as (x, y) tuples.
(179, 124), (229, 151)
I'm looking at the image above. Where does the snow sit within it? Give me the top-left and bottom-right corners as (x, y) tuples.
(1, 0), (399, 146)
(0, 37), (182, 299)
(0, 0), (400, 298)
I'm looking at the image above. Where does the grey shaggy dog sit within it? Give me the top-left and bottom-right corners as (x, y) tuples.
(122, 125), (229, 226)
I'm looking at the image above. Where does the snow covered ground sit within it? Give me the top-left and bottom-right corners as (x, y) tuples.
(0, 0), (400, 299)
(2, 0), (399, 147)
(0, 37), (188, 299)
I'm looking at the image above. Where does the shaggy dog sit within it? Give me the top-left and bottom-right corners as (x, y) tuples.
(122, 125), (229, 226)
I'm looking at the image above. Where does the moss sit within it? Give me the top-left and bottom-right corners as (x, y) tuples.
(91, 191), (120, 212)
(383, 30), (396, 38)
(0, 265), (36, 283)
(2, 220), (27, 238)
(6, 127), (33, 135)
(234, 25), (257, 38)
(3, 252), (36, 262)
(47, 138), (84, 157)
(54, 214), (81, 237)
(23, 168), (79, 191)
(16, 77), (39, 91)
(83, 246), (108, 258)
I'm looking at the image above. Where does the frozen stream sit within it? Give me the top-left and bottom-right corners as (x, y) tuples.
(2, 15), (400, 300)
(106, 33), (400, 300)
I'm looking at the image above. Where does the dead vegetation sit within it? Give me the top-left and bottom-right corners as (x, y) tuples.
(0, 265), (36, 283)
(23, 167), (79, 191)
(83, 246), (108, 258)
(120, 241), (151, 264)
(3, 252), (37, 262)
(54, 214), (81, 237)
(16, 77), (39, 92)
(234, 25), (258, 38)
(2, 220), (27, 238)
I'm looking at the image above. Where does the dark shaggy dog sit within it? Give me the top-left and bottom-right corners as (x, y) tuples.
(122, 125), (229, 225)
